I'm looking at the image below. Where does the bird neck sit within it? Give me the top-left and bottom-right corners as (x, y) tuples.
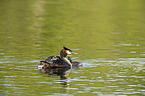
(60, 49), (67, 58)
(61, 57), (72, 68)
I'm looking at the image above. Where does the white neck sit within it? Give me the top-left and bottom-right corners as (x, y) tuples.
(61, 57), (72, 68)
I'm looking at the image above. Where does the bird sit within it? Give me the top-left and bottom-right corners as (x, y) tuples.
(38, 46), (82, 69)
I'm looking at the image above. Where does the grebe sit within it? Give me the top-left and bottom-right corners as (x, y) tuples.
(38, 47), (82, 69)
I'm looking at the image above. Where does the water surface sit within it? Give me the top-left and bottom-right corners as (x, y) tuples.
(0, 0), (145, 96)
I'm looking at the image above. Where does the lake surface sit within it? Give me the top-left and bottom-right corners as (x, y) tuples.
(0, 0), (145, 96)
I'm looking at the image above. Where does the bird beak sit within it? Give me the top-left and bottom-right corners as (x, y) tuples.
(71, 52), (78, 54)
(66, 50), (78, 54)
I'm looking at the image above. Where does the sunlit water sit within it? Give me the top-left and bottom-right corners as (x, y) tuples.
(0, 58), (144, 96)
(0, 0), (145, 96)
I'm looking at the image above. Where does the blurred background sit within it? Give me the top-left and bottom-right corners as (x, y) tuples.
(0, 0), (145, 96)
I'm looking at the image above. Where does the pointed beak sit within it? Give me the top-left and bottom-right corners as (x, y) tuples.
(66, 50), (78, 54)
(71, 52), (77, 54)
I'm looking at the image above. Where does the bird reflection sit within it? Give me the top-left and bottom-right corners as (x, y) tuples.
(38, 66), (71, 85)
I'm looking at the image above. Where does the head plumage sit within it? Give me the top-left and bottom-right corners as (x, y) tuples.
(63, 46), (72, 52)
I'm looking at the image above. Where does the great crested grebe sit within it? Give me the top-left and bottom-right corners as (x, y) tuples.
(38, 47), (82, 69)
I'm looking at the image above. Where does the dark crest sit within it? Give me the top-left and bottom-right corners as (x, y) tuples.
(63, 46), (72, 52)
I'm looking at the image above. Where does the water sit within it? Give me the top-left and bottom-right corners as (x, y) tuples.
(0, 0), (145, 96)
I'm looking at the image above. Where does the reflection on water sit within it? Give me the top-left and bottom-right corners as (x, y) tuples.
(39, 67), (72, 85)
(0, 0), (145, 96)
(36, 58), (145, 95)
(0, 57), (144, 95)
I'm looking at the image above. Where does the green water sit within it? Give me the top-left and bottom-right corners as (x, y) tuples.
(0, 0), (145, 96)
